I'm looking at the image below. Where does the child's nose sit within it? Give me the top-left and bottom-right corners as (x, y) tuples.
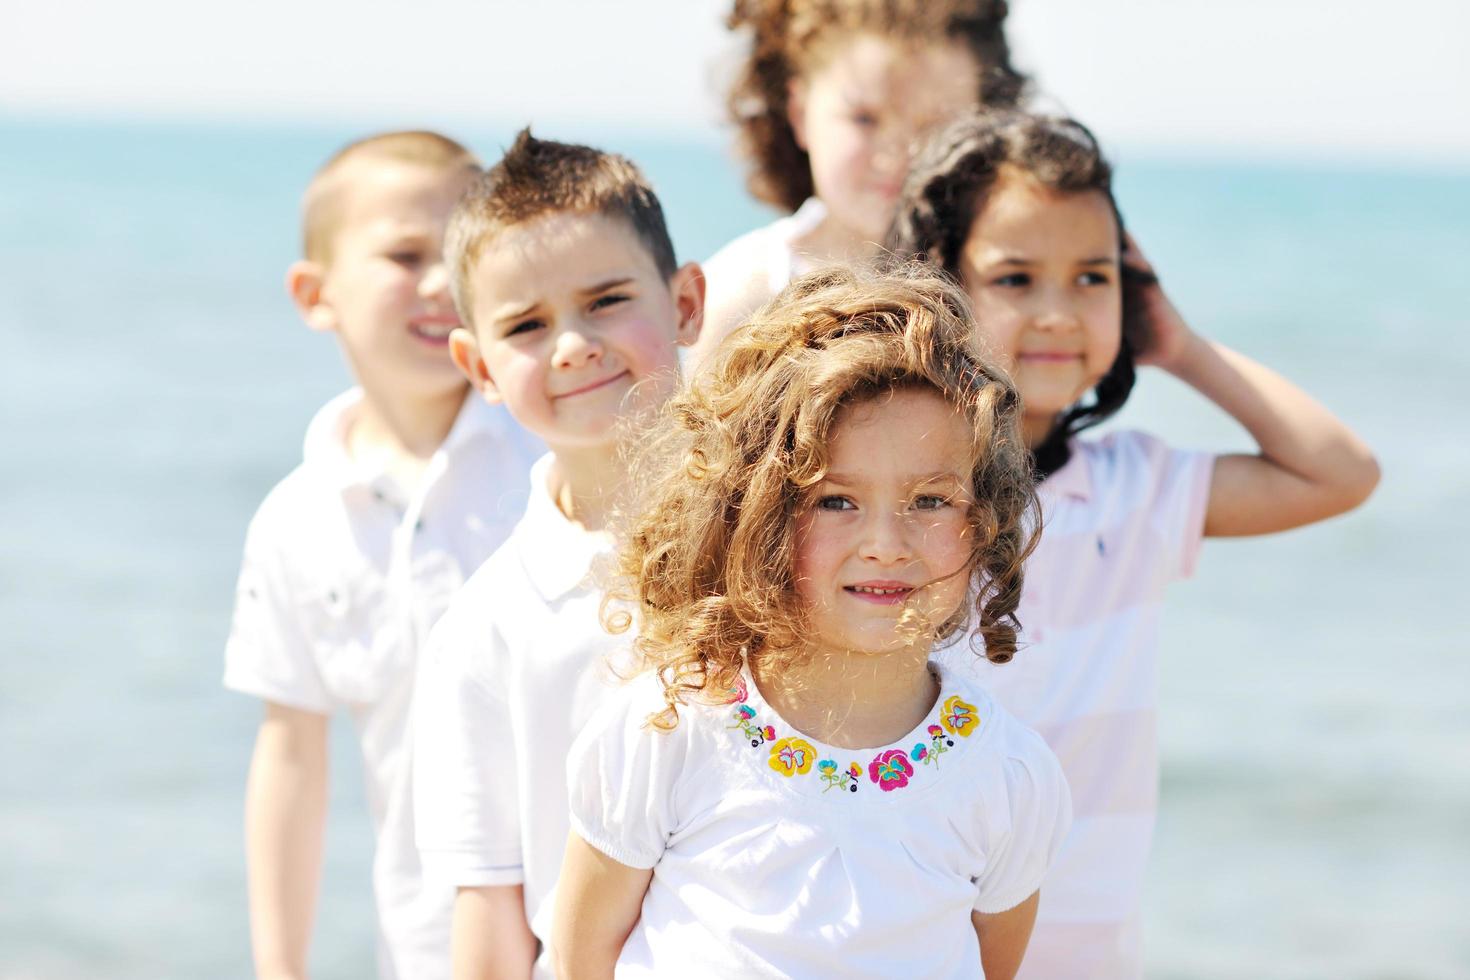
(419, 261), (452, 303)
(860, 509), (912, 564)
(1030, 295), (1083, 332)
(552, 323), (603, 367)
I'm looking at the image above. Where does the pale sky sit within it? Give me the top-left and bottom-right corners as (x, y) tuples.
(3, 0), (1467, 165)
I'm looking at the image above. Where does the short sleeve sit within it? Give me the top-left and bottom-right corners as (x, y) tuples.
(412, 593), (524, 888)
(1121, 431), (1215, 582)
(565, 677), (686, 871)
(223, 500), (332, 714)
(973, 727), (1074, 915)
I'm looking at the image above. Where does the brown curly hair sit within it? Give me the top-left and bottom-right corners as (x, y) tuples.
(608, 263), (1038, 730)
(726, 0), (1027, 214)
(888, 109), (1156, 477)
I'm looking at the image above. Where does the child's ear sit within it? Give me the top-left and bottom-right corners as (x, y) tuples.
(669, 262), (706, 349)
(449, 327), (502, 403)
(786, 79), (809, 150)
(286, 260), (335, 333)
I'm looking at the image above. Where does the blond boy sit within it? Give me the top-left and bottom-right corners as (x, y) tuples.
(411, 130), (703, 978)
(224, 132), (542, 979)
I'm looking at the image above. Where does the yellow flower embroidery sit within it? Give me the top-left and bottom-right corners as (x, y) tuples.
(940, 696), (980, 737)
(768, 737), (816, 776)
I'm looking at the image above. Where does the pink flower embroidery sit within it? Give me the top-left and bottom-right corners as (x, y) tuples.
(868, 749), (914, 791)
(725, 676), (748, 704)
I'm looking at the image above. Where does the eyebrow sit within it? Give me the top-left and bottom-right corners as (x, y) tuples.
(579, 276), (635, 296)
(993, 255), (1115, 266)
(491, 302), (540, 326)
(823, 471), (964, 486)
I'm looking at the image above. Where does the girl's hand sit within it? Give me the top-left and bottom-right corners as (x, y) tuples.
(1122, 234), (1196, 371)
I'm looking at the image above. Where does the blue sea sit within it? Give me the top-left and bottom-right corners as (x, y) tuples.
(1, 116), (1467, 979)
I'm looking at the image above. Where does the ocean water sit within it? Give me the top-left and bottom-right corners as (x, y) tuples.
(1, 116), (1466, 979)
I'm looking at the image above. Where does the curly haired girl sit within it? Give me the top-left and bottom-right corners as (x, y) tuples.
(889, 110), (1380, 977)
(689, 0), (1026, 368)
(552, 265), (1072, 980)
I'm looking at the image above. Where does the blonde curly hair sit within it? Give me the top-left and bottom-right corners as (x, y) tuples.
(608, 263), (1038, 730)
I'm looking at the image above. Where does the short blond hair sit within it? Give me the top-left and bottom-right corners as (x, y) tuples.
(301, 130), (479, 264)
(445, 129), (678, 332)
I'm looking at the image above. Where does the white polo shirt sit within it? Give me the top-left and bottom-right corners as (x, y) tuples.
(567, 664), (1071, 978)
(412, 453), (626, 967)
(943, 429), (1214, 979)
(224, 387), (542, 980)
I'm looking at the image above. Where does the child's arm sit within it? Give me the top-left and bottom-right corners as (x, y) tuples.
(972, 891), (1040, 980)
(243, 702), (329, 980)
(1128, 241), (1380, 536)
(551, 832), (653, 980)
(451, 886), (536, 980)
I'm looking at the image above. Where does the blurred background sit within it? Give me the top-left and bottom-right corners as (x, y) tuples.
(2, 1), (1467, 977)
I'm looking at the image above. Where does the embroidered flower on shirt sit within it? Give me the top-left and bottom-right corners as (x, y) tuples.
(869, 749), (914, 791)
(729, 706), (775, 747)
(940, 696), (980, 737)
(725, 676), (749, 704)
(769, 737), (816, 776)
(818, 759), (862, 793)
(728, 685), (975, 795)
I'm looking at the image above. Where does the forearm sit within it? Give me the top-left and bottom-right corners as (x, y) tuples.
(452, 886), (536, 980)
(1167, 334), (1379, 531)
(244, 710), (328, 980)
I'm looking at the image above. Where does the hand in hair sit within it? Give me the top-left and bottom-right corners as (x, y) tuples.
(1121, 234), (1192, 371)
(1121, 234), (1380, 536)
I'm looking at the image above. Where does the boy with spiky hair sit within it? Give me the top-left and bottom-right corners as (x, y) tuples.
(412, 130), (703, 977)
(225, 131), (541, 979)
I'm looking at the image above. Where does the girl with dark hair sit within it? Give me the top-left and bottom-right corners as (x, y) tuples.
(890, 110), (1380, 978)
(688, 0), (1026, 369)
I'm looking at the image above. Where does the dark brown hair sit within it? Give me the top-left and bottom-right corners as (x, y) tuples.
(446, 128), (678, 329)
(726, 0), (1026, 214)
(888, 110), (1154, 477)
(608, 262), (1038, 730)
(302, 130), (478, 264)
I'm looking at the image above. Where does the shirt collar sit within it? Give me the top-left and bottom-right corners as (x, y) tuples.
(300, 387), (527, 497)
(1043, 440), (1093, 501)
(514, 454), (615, 602)
(301, 388), (372, 493)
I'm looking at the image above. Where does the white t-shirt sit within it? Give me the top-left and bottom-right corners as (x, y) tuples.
(942, 430), (1214, 979)
(567, 663), (1073, 979)
(412, 453), (626, 964)
(224, 388), (541, 980)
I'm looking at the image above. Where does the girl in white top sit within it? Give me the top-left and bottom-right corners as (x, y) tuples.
(554, 266), (1072, 979)
(691, 0), (1027, 368)
(888, 110), (1381, 977)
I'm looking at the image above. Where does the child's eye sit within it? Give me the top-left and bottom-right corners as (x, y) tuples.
(913, 495), (951, 512)
(815, 495), (855, 512)
(992, 273), (1030, 288)
(590, 294), (629, 312)
(505, 319), (544, 338)
(1078, 271), (1112, 286)
(849, 110), (880, 129)
(387, 251), (424, 267)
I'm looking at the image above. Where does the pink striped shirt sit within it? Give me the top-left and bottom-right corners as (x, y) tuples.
(945, 430), (1214, 979)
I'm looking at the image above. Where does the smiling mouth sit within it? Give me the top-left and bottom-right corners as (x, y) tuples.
(844, 584), (915, 605)
(1019, 352), (1083, 363)
(553, 370), (631, 399)
(409, 316), (458, 346)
